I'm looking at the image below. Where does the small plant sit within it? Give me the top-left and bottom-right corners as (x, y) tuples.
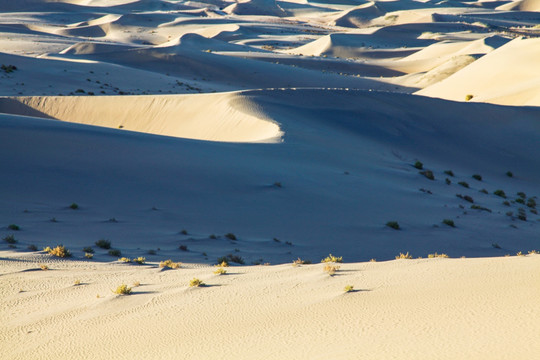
(465, 94), (473, 101)
(180, 229), (188, 235)
(445, 178), (451, 185)
(114, 284), (132, 295)
(40, 264), (49, 270)
(85, 252), (94, 259)
(213, 267), (227, 275)
(442, 219), (455, 227)
(458, 181), (469, 188)
(82, 246), (94, 253)
(133, 281), (141, 287)
(148, 249), (156, 255)
(516, 251), (524, 256)
(395, 252), (412, 259)
(47, 245), (71, 258)
(369, 258), (376, 262)
(133, 257), (146, 264)
(95, 239), (111, 249)
(108, 218), (118, 223)
(1, 64), (17, 73)
(506, 171), (513, 177)
(27, 244), (37, 251)
(321, 254), (343, 263)
(344, 285), (354, 292)
(386, 221), (400, 230)
(74, 279), (81, 286)
(108, 249), (121, 256)
(273, 237), (281, 243)
(189, 278), (204, 287)
(528, 250), (538, 255)
(215, 260), (229, 267)
(444, 170), (454, 177)
(420, 170), (434, 180)
(3, 234), (17, 244)
(225, 233), (237, 240)
(323, 263), (340, 275)
(492, 243), (501, 249)
(209, 234), (217, 239)
(119, 257), (131, 263)
(159, 259), (181, 269)
(69, 203), (79, 210)
(226, 254), (244, 264)
(494, 189), (506, 198)
(273, 182), (282, 188)
(413, 161), (423, 170)
(179, 245), (188, 251)
(517, 208), (527, 221)
(292, 258), (312, 266)
(285, 241), (293, 246)
(472, 174), (482, 181)
(517, 192), (526, 199)
(7, 224), (20, 231)
(503, 200), (511, 206)
(456, 194), (474, 203)
(526, 198), (536, 209)
(471, 205), (492, 212)
(50, 217), (58, 223)
(516, 198), (525, 204)
(428, 253), (448, 258)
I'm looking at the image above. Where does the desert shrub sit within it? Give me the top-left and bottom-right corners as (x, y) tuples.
(95, 239), (111, 249)
(133, 281), (141, 287)
(442, 219), (455, 227)
(225, 233), (237, 240)
(531, 209), (538, 215)
(119, 257), (131, 263)
(148, 249), (156, 255)
(526, 198), (536, 208)
(108, 249), (121, 256)
(444, 170), (454, 177)
(179, 245), (188, 251)
(7, 224), (20, 231)
(82, 246), (94, 253)
(344, 285), (354, 292)
(73, 279), (81, 286)
(227, 254), (244, 264)
(472, 174), (482, 181)
(516, 251), (524, 256)
(503, 200), (510, 206)
(458, 181), (469, 188)
(292, 258), (312, 266)
(414, 161), (423, 170)
(114, 284), (131, 295)
(465, 94), (473, 101)
(47, 245), (71, 258)
(273, 182), (282, 188)
(85, 252), (93, 259)
(420, 170), (434, 180)
(456, 194), (474, 203)
(189, 278), (204, 287)
(180, 229), (188, 235)
(159, 259), (181, 269)
(492, 243), (501, 249)
(528, 250), (538, 255)
(471, 205), (492, 213)
(506, 171), (513, 177)
(50, 217), (58, 223)
(395, 252), (412, 259)
(213, 267), (227, 275)
(273, 237), (281, 243)
(1, 64), (17, 73)
(40, 264), (49, 270)
(215, 260), (229, 267)
(386, 221), (400, 230)
(321, 254), (343, 263)
(494, 189), (506, 198)
(133, 257), (146, 265)
(479, 189), (488, 194)
(517, 192), (526, 199)
(285, 241), (293, 246)
(323, 263), (340, 275)
(516, 198), (525, 204)
(428, 253), (448, 258)
(445, 178), (451, 185)
(517, 208), (527, 221)
(69, 203), (79, 210)
(209, 234), (217, 239)
(27, 244), (37, 251)
(3, 234), (17, 244)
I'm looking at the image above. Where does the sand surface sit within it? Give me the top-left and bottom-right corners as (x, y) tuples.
(1, 0), (539, 358)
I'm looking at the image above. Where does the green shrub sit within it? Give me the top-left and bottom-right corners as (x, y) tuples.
(27, 244), (38, 251)
(494, 190), (506, 198)
(471, 205), (491, 213)
(7, 224), (20, 231)
(108, 249), (121, 257)
(95, 239), (111, 249)
(479, 189), (488, 194)
(119, 257), (131, 263)
(85, 252), (93, 259)
(517, 192), (526, 199)
(386, 221), (400, 230)
(414, 161), (423, 170)
(516, 198), (525, 204)
(3, 234), (17, 244)
(458, 181), (469, 188)
(472, 174), (482, 181)
(442, 219), (455, 227)
(69, 203), (79, 210)
(526, 198), (536, 209)
(292, 258), (312, 266)
(445, 178), (451, 185)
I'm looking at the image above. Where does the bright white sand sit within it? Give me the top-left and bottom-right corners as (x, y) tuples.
(1, 0), (539, 358)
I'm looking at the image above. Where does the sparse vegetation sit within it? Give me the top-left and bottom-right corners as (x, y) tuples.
(1, 64), (17, 73)
(506, 171), (513, 178)
(40, 264), (49, 270)
(414, 161), (423, 170)
(179, 245), (188, 251)
(458, 181), (469, 188)
(472, 174), (482, 181)
(133, 257), (146, 265)
(213, 267), (227, 275)
(108, 249), (121, 256)
(323, 263), (340, 275)
(517, 208), (527, 221)
(420, 170), (434, 180)
(3, 234), (17, 244)
(159, 259), (181, 269)
(321, 254), (343, 263)
(494, 189), (506, 198)
(95, 239), (111, 249)
(225, 233), (237, 240)
(517, 192), (526, 199)
(209, 234), (217, 239)
(7, 224), (20, 231)
(119, 257), (131, 263)
(292, 258), (312, 266)
(85, 252), (94, 259)
(114, 284), (132, 295)
(465, 94), (473, 101)
(395, 252), (413, 259)
(442, 219), (455, 227)
(189, 278), (204, 287)
(516, 251), (524, 256)
(428, 253), (448, 258)
(46, 245), (71, 258)
(344, 285), (354, 292)
(444, 170), (454, 177)
(386, 221), (400, 230)
(69, 203), (79, 210)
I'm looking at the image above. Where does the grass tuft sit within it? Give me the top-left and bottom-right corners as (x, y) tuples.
(189, 278), (204, 287)
(213, 267), (227, 275)
(159, 259), (181, 269)
(114, 284), (132, 295)
(321, 254), (343, 263)
(344, 285), (354, 292)
(395, 252), (413, 259)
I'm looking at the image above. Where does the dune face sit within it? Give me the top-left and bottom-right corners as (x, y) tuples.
(1, 0), (539, 359)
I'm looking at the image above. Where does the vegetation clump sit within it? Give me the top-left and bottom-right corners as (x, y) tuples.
(442, 219), (455, 227)
(3, 234), (17, 244)
(344, 285), (354, 292)
(386, 221), (400, 230)
(494, 189), (506, 198)
(114, 284), (132, 295)
(69, 203), (79, 210)
(95, 239), (111, 249)
(292, 258), (312, 266)
(458, 181), (469, 188)
(1, 64), (17, 73)
(225, 233), (237, 240)
(7, 224), (20, 231)
(46, 245), (71, 258)
(159, 259), (181, 269)
(413, 161), (423, 170)
(213, 267), (227, 275)
(444, 170), (454, 177)
(323, 263), (340, 275)
(472, 174), (482, 181)
(428, 253), (449, 258)
(189, 278), (204, 287)
(108, 249), (121, 257)
(420, 170), (434, 180)
(119, 257), (131, 263)
(395, 252), (413, 259)
(321, 254), (343, 263)
(133, 257), (146, 265)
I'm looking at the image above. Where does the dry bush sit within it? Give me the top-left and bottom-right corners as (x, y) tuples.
(321, 254), (343, 263)
(395, 252), (413, 259)
(344, 285), (354, 292)
(189, 278), (204, 287)
(47, 245), (71, 258)
(323, 263), (340, 275)
(114, 284), (132, 295)
(428, 253), (449, 258)
(213, 267), (227, 275)
(159, 259), (181, 269)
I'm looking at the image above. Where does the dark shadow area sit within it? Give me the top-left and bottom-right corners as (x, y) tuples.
(0, 98), (56, 120)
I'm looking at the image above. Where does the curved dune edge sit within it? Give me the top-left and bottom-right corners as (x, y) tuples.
(0, 93), (283, 143)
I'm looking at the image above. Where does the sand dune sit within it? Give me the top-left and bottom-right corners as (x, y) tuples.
(1, 1), (539, 358)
